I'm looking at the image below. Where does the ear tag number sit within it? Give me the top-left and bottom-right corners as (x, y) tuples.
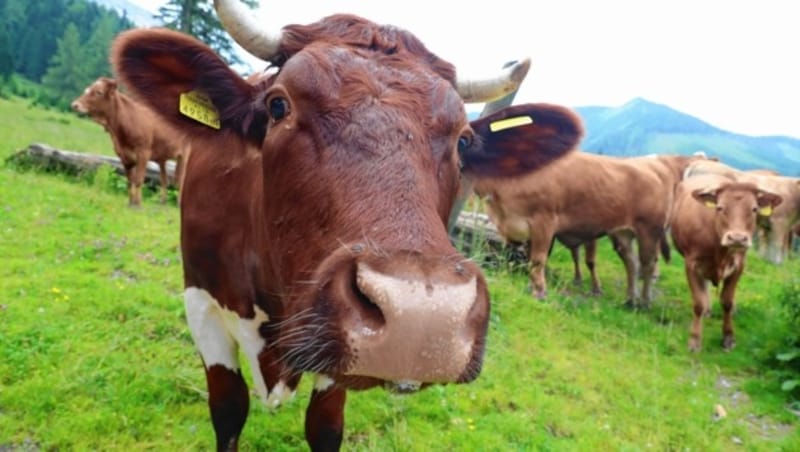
(179, 90), (220, 129)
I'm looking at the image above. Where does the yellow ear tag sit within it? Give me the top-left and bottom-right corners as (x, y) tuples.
(704, 200), (716, 209)
(758, 205), (773, 216)
(489, 115), (533, 132)
(179, 90), (220, 129)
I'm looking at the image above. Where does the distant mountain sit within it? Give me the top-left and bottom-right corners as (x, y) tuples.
(92, 0), (159, 27)
(469, 98), (800, 175)
(574, 98), (800, 175)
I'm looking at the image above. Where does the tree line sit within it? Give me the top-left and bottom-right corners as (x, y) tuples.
(0, 0), (258, 110)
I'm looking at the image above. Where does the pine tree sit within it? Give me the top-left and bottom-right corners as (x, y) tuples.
(0, 24), (13, 82)
(155, 0), (259, 68)
(41, 23), (91, 105)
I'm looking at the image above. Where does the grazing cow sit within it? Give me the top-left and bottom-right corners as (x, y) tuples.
(684, 159), (800, 264)
(71, 77), (186, 206)
(669, 174), (782, 351)
(472, 151), (701, 307)
(111, 0), (582, 449)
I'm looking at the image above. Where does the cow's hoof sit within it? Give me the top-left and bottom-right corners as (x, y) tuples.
(722, 336), (736, 350)
(688, 339), (701, 353)
(622, 299), (636, 310)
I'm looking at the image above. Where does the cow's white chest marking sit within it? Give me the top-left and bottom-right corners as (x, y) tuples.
(184, 287), (294, 408)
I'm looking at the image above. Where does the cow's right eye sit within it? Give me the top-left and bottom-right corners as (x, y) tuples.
(268, 97), (288, 121)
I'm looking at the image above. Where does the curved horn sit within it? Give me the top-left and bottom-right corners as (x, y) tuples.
(214, 0), (282, 60)
(456, 57), (532, 103)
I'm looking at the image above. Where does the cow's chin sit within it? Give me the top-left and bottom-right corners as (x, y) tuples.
(332, 375), (433, 394)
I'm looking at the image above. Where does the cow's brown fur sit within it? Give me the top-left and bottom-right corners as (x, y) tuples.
(71, 77), (186, 206)
(473, 152), (701, 307)
(669, 174), (782, 351)
(111, 17), (579, 451)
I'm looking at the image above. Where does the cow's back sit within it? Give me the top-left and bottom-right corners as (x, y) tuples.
(475, 151), (665, 237)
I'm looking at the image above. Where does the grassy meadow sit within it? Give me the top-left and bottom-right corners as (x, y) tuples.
(1, 95), (799, 451)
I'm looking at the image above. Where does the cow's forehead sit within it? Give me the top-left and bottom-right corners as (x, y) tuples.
(275, 43), (465, 128)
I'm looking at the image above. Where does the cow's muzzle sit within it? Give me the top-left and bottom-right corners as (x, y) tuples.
(300, 247), (490, 386)
(721, 230), (752, 249)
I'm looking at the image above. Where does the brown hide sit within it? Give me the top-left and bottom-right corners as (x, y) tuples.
(111, 16), (578, 451)
(71, 77), (186, 206)
(670, 174), (782, 351)
(472, 151), (701, 307)
(684, 159), (800, 264)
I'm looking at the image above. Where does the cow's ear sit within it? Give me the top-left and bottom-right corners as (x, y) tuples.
(102, 78), (118, 92)
(692, 187), (720, 209)
(111, 28), (266, 144)
(756, 190), (783, 216)
(461, 103), (582, 178)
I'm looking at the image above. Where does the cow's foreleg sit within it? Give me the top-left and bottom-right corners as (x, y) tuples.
(636, 229), (660, 309)
(611, 232), (639, 308)
(206, 365), (249, 452)
(569, 245), (582, 287)
(129, 158), (148, 207)
(685, 263), (709, 352)
(158, 162), (169, 203)
(184, 288), (249, 451)
(720, 266), (743, 350)
(305, 377), (346, 452)
(528, 220), (554, 299)
(584, 239), (602, 295)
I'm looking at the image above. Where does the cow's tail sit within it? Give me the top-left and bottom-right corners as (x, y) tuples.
(660, 229), (672, 263)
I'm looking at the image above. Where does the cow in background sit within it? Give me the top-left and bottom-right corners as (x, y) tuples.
(71, 77), (186, 206)
(111, 0), (581, 448)
(669, 174), (782, 351)
(472, 150), (700, 308)
(684, 159), (800, 264)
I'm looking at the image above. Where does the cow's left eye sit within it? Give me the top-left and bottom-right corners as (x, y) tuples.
(457, 134), (472, 154)
(268, 97), (288, 121)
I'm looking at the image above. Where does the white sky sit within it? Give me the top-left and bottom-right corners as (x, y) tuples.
(131, 0), (800, 138)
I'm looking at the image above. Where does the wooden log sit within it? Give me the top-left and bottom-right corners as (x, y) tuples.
(450, 209), (528, 267)
(8, 142), (178, 187)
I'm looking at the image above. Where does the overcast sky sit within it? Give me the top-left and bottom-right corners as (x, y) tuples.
(130, 0), (799, 139)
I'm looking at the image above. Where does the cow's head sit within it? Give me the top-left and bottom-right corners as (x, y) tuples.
(693, 182), (783, 249)
(71, 77), (118, 118)
(111, 0), (579, 390)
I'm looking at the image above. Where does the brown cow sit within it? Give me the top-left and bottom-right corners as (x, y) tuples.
(111, 0), (582, 449)
(684, 159), (800, 264)
(669, 174), (782, 351)
(71, 77), (186, 206)
(473, 151), (701, 308)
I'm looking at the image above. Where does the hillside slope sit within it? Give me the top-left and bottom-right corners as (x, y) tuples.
(575, 98), (800, 174)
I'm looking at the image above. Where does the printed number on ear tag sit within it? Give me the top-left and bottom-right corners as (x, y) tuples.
(179, 90), (220, 130)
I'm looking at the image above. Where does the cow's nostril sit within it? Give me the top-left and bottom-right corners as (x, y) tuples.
(351, 277), (385, 329)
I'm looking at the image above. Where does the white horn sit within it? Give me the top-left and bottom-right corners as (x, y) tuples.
(214, 0), (282, 60)
(456, 57), (532, 103)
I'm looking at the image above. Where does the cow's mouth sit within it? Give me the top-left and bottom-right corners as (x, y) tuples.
(384, 380), (423, 394)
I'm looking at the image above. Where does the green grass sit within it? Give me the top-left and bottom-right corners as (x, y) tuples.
(1, 95), (799, 450)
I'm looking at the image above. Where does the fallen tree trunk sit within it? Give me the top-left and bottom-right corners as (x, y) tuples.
(8, 142), (179, 187)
